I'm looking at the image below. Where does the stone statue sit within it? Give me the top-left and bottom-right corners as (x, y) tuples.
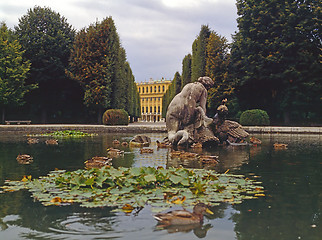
(166, 76), (218, 146)
(212, 99), (249, 144)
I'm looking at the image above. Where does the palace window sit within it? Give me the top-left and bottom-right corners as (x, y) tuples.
(158, 106), (160, 113)
(150, 107), (152, 113)
(142, 87), (144, 93)
(158, 86), (160, 92)
(154, 86), (156, 92)
(154, 106), (156, 113)
(146, 107), (148, 112)
(150, 86), (152, 92)
(142, 107), (144, 113)
(163, 86), (165, 92)
(139, 88), (140, 93)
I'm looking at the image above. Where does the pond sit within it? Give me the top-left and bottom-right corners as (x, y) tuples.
(0, 132), (321, 239)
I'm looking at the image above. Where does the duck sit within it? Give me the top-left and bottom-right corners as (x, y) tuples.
(16, 154), (34, 164)
(153, 203), (213, 226)
(250, 136), (262, 145)
(274, 143), (288, 150)
(27, 138), (39, 144)
(198, 155), (219, 165)
(85, 156), (112, 169)
(156, 140), (170, 148)
(107, 148), (124, 157)
(45, 139), (58, 145)
(179, 151), (199, 159)
(190, 142), (203, 149)
(140, 148), (154, 154)
(170, 150), (199, 159)
(121, 142), (129, 147)
(112, 139), (120, 145)
(129, 135), (151, 148)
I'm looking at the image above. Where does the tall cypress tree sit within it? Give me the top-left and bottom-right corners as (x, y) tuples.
(67, 18), (117, 123)
(181, 54), (192, 89)
(206, 32), (233, 116)
(191, 25), (211, 82)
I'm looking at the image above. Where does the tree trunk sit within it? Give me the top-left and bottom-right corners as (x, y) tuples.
(283, 111), (290, 125)
(1, 107), (5, 124)
(41, 108), (47, 123)
(97, 107), (103, 124)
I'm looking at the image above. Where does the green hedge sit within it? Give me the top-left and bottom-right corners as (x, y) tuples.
(102, 109), (129, 125)
(239, 109), (270, 126)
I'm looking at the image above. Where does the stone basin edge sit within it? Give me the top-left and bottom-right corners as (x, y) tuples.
(0, 123), (321, 134)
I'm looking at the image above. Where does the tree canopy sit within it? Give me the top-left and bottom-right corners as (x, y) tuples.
(0, 22), (36, 123)
(67, 17), (140, 123)
(15, 6), (77, 123)
(231, 0), (322, 124)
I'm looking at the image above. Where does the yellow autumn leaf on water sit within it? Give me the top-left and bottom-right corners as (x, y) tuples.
(50, 197), (62, 203)
(171, 196), (186, 204)
(122, 204), (134, 213)
(21, 175), (31, 182)
(255, 193), (265, 197)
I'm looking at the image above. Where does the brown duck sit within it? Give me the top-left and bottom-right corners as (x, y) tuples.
(153, 203), (213, 226)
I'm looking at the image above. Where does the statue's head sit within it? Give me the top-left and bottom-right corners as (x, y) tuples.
(198, 76), (214, 90)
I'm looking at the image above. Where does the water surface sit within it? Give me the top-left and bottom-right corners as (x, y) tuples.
(0, 133), (321, 239)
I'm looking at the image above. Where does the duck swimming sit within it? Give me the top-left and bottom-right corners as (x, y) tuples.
(153, 203), (213, 226)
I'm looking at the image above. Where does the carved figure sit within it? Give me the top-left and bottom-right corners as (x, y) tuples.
(166, 76), (215, 146)
(213, 99), (249, 144)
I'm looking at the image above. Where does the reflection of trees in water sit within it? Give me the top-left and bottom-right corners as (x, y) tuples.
(0, 191), (117, 236)
(230, 139), (322, 240)
(166, 145), (260, 173)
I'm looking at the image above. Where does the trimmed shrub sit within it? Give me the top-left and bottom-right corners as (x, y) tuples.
(102, 109), (129, 125)
(239, 109), (270, 126)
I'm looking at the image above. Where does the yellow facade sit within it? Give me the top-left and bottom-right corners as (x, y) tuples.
(137, 78), (172, 122)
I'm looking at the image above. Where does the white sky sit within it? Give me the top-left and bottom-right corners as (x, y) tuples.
(0, 0), (238, 82)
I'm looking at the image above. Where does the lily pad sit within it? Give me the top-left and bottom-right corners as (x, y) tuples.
(0, 166), (265, 210)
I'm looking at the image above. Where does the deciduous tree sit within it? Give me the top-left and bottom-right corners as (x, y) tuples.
(0, 22), (36, 123)
(15, 6), (76, 123)
(231, 0), (321, 124)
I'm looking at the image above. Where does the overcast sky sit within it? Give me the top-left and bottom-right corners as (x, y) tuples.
(1, 0), (238, 82)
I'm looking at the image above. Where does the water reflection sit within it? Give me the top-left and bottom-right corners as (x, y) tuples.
(0, 133), (321, 239)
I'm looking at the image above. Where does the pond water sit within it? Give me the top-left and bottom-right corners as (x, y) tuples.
(0, 132), (321, 239)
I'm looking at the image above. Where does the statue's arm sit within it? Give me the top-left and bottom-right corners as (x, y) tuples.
(199, 89), (207, 113)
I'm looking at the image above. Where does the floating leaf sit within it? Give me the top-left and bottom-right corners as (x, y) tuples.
(144, 174), (156, 182)
(0, 167), (265, 210)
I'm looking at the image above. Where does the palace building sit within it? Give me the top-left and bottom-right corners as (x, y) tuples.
(137, 78), (172, 122)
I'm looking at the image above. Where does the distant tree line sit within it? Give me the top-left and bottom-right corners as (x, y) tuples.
(163, 0), (321, 125)
(0, 6), (140, 124)
(1, 0), (321, 125)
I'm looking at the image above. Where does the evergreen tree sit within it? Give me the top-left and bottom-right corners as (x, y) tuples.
(0, 22), (36, 123)
(67, 17), (138, 123)
(181, 54), (192, 88)
(206, 32), (233, 116)
(191, 25), (211, 82)
(231, 0), (321, 124)
(15, 6), (76, 123)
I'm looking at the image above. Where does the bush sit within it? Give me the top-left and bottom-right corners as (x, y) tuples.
(239, 109), (270, 126)
(102, 109), (129, 125)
